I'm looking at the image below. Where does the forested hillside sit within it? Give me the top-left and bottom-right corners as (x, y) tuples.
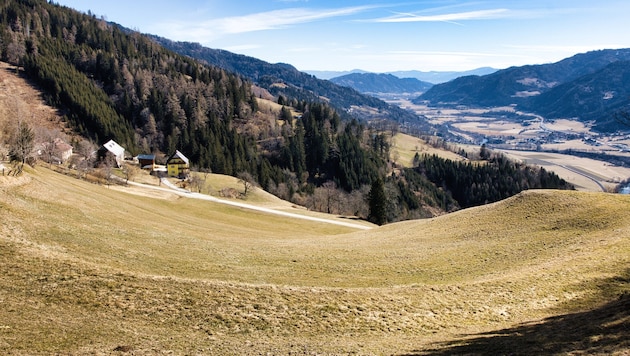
(521, 60), (630, 131)
(0, 0), (573, 224)
(149, 36), (435, 130)
(0, 0), (391, 218)
(330, 73), (433, 94)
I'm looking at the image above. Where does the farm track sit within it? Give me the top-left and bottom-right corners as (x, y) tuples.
(125, 178), (373, 230)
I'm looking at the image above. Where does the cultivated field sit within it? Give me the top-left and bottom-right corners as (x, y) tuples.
(1, 167), (628, 354)
(391, 99), (630, 192)
(496, 149), (630, 192)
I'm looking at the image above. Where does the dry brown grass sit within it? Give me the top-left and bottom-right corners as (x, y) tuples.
(392, 133), (464, 167)
(0, 62), (67, 143)
(1, 166), (628, 355)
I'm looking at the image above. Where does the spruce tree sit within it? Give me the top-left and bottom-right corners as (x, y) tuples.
(368, 178), (387, 225)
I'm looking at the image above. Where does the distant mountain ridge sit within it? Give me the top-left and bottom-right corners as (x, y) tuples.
(415, 49), (630, 132)
(306, 69), (369, 80)
(389, 67), (498, 84)
(308, 67), (497, 83)
(329, 73), (433, 94)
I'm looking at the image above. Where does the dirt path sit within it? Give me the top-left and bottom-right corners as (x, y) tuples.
(125, 178), (373, 230)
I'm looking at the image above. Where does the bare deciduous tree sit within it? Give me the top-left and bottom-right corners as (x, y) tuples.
(98, 153), (116, 186)
(188, 173), (203, 193)
(122, 163), (139, 184)
(237, 171), (256, 197)
(321, 181), (339, 214)
(73, 139), (96, 179)
(36, 127), (65, 165)
(9, 121), (34, 175)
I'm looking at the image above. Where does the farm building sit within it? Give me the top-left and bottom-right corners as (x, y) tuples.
(37, 138), (73, 164)
(99, 140), (125, 168)
(55, 139), (74, 162)
(166, 150), (190, 178)
(137, 154), (156, 170)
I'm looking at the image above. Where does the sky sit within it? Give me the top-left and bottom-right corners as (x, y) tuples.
(54, 0), (630, 73)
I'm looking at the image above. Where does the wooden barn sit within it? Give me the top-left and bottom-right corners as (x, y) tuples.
(137, 154), (156, 170)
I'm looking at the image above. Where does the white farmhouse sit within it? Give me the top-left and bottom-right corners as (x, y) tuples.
(100, 139), (126, 167)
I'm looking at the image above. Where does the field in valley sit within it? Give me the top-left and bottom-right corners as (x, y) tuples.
(1, 167), (628, 354)
(391, 133), (465, 167)
(391, 99), (630, 192)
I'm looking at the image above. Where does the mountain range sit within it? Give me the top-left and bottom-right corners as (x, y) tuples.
(307, 67), (497, 83)
(415, 49), (630, 132)
(329, 73), (433, 95)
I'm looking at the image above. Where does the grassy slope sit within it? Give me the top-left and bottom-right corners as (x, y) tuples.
(1, 167), (628, 354)
(392, 133), (465, 167)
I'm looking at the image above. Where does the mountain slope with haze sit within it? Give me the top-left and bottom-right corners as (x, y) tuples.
(329, 72), (433, 94)
(416, 48), (630, 131)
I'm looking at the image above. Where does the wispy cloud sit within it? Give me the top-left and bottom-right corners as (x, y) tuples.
(216, 6), (374, 34)
(504, 44), (623, 53)
(159, 5), (379, 43)
(372, 8), (510, 24)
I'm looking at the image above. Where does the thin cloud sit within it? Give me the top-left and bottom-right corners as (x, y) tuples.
(373, 8), (510, 23)
(504, 44), (624, 53)
(217, 6), (374, 34)
(160, 5), (381, 43)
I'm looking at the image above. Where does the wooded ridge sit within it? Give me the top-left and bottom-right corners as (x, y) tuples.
(0, 0), (572, 223)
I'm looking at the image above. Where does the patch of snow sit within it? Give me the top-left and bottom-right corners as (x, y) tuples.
(513, 91), (541, 98)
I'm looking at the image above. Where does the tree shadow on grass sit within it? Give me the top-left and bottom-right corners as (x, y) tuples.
(401, 270), (630, 355)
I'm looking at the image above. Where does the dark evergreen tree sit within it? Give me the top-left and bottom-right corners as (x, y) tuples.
(368, 178), (387, 225)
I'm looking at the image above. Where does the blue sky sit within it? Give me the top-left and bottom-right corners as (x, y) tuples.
(55, 0), (630, 72)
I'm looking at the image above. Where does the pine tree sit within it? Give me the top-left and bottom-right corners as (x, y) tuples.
(368, 178), (387, 225)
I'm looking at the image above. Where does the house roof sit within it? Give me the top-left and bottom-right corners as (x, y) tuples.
(53, 138), (73, 152)
(102, 140), (125, 157)
(137, 154), (156, 160)
(167, 150), (189, 165)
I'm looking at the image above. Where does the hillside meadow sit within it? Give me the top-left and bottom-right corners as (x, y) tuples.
(0, 166), (629, 354)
